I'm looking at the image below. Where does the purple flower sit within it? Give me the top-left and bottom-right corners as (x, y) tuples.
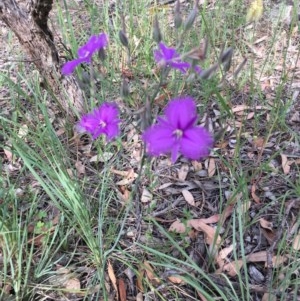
(62, 33), (108, 75)
(142, 97), (213, 163)
(154, 42), (191, 73)
(77, 102), (120, 141)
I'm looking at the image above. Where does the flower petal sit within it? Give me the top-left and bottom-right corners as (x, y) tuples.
(97, 102), (119, 123)
(143, 125), (176, 156)
(77, 102), (120, 141)
(169, 61), (191, 73)
(159, 42), (178, 60)
(105, 122), (120, 140)
(78, 33), (108, 59)
(164, 97), (197, 130)
(180, 127), (213, 160)
(61, 58), (87, 75)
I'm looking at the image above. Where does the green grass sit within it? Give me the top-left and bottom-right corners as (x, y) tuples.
(1, 0), (300, 300)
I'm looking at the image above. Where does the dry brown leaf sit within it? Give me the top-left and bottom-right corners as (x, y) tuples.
(292, 232), (300, 250)
(158, 182), (173, 190)
(261, 228), (276, 245)
(169, 220), (189, 233)
(143, 261), (160, 285)
(117, 278), (127, 301)
(136, 292), (143, 301)
(208, 158), (216, 177)
(167, 275), (185, 284)
(217, 251), (263, 277)
(262, 293), (276, 301)
(141, 188), (153, 203)
(188, 219), (222, 246)
(246, 251), (267, 262)
(4, 147), (13, 162)
(216, 259), (244, 277)
(107, 261), (118, 294)
(270, 255), (288, 268)
(136, 267), (145, 292)
(90, 152), (114, 162)
(218, 245), (234, 260)
(199, 205), (234, 225)
(118, 185), (131, 203)
(75, 161), (85, 175)
(178, 163), (189, 181)
(115, 168), (138, 186)
(253, 137), (265, 148)
(251, 184), (260, 204)
(191, 160), (202, 172)
(281, 154), (291, 174)
(65, 278), (81, 290)
(259, 218), (273, 231)
(182, 189), (195, 206)
(247, 112), (255, 119)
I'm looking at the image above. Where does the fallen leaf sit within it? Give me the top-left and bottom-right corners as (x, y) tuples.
(90, 152), (114, 162)
(75, 161), (85, 175)
(158, 182), (173, 190)
(115, 168), (138, 185)
(292, 231), (300, 250)
(259, 218), (273, 231)
(270, 255), (288, 267)
(281, 154), (291, 174)
(136, 292), (143, 301)
(65, 278), (81, 290)
(188, 219), (222, 246)
(208, 158), (216, 177)
(215, 244), (234, 268)
(169, 220), (189, 233)
(182, 189), (195, 206)
(218, 245), (234, 260)
(251, 184), (260, 204)
(198, 205), (234, 225)
(178, 163), (189, 181)
(143, 261), (160, 285)
(191, 160), (202, 172)
(217, 259), (244, 277)
(253, 137), (265, 148)
(141, 188), (153, 203)
(246, 251), (267, 262)
(118, 278), (127, 301)
(262, 293), (276, 301)
(136, 266), (145, 292)
(107, 261), (118, 294)
(167, 275), (185, 284)
(261, 228), (276, 245)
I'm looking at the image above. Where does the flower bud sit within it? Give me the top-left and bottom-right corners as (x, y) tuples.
(174, 0), (182, 28)
(220, 47), (233, 72)
(183, 7), (198, 31)
(199, 63), (218, 79)
(153, 15), (162, 43)
(119, 30), (129, 48)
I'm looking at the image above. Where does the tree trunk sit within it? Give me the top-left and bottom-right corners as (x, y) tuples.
(0, 0), (84, 119)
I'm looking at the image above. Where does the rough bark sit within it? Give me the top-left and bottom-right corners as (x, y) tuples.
(0, 0), (84, 119)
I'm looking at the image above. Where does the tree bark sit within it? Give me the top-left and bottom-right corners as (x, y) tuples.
(0, 0), (84, 119)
